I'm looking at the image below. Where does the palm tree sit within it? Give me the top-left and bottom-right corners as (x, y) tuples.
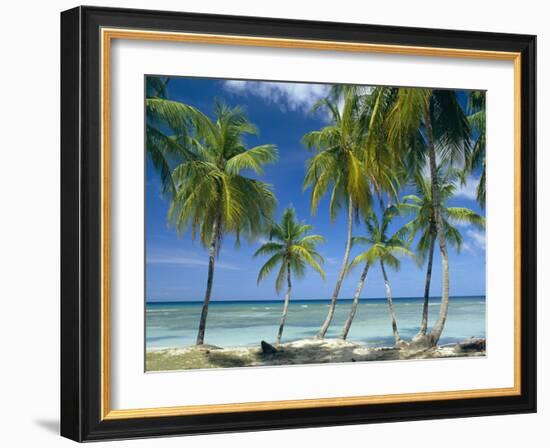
(464, 91), (486, 207)
(343, 206), (414, 344)
(162, 101), (278, 345)
(254, 207), (326, 343)
(400, 170), (485, 338)
(387, 88), (471, 346)
(336, 87), (408, 337)
(302, 86), (373, 339)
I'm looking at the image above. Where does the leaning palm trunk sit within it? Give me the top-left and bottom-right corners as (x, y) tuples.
(416, 229), (437, 337)
(195, 216), (220, 345)
(277, 263), (292, 344)
(425, 113), (451, 346)
(316, 195), (354, 339)
(380, 260), (401, 344)
(340, 262), (370, 340)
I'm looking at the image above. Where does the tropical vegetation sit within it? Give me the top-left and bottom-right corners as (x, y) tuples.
(255, 207), (326, 343)
(302, 86), (373, 339)
(400, 170), (485, 338)
(146, 95), (278, 345)
(145, 77), (486, 352)
(386, 88), (472, 347)
(342, 206), (414, 343)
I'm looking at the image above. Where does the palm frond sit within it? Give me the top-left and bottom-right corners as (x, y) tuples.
(257, 253), (284, 285)
(431, 90), (472, 166)
(274, 260), (289, 294)
(298, 235), (325, 246)
(146, 76), (170, 99)
(444, 221), (464, 251)
(289, 245), (326, 280)
(446, 207), (485, 228)
(253, 242), (285, 257)
(225, 144), (278, 175)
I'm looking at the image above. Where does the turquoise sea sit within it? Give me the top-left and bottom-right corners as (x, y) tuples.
(145, 296), (486, 350)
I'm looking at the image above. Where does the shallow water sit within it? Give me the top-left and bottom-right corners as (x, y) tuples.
(146, 296), (485, 350)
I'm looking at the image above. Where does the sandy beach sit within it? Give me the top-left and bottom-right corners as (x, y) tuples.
(146, 337), (485, 371)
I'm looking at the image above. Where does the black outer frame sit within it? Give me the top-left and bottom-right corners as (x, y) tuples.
(60, 5), (537, 442)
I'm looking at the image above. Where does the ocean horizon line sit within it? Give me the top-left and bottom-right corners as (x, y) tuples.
(146, 295), (485, 305)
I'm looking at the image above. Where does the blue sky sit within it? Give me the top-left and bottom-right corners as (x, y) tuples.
(146, 77), (486, 302)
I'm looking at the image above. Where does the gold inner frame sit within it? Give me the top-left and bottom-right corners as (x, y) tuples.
(100, 27), (522, 421)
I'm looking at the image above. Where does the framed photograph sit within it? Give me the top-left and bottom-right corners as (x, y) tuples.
(60, 6), (536, 442)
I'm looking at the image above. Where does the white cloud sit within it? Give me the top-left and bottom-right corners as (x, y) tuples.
(463, 228), (486, 254)
(462, 242), (475, 254)
(454, 220), (472, 228)
(325, 257), (339, 265)
(223, 80), (330, 114)
(455, 175), (479, 201)
(147, 251), (240, 270)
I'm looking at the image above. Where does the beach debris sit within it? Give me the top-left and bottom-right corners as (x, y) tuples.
(261, 340), (278, 354)
(454, 338), (486, 353)
(146, 336), (488, 371)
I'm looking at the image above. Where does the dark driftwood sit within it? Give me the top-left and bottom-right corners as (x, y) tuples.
(261, 340), (278, 354)
(454, 338), (486, 353)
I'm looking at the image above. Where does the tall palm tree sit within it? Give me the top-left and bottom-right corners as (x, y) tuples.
(338, 86), (408, 338)
(464, 91), (486, 207)
(162, 101), (278, 345)
(302, 86), (373, 339)
(400, 170), (485, 337)
(343, 206), (414, 344)
(254, 207), (326, 343)
(387, 88), (471, 346)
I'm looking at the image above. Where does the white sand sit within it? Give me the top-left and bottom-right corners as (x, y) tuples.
(146, 338), (485, 370)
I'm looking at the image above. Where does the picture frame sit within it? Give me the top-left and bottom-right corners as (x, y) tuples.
(60, 5), (536, 442)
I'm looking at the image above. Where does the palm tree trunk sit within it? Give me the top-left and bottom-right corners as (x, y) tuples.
(277, 262), (292, 344)
(195, 216), (220, 345)
(417, 229), (437, 336)
(316, 194), (354, 339)
(340, 262), (369, 340)
(425, 111), (450, 347)
(380, 260), (401, 344)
